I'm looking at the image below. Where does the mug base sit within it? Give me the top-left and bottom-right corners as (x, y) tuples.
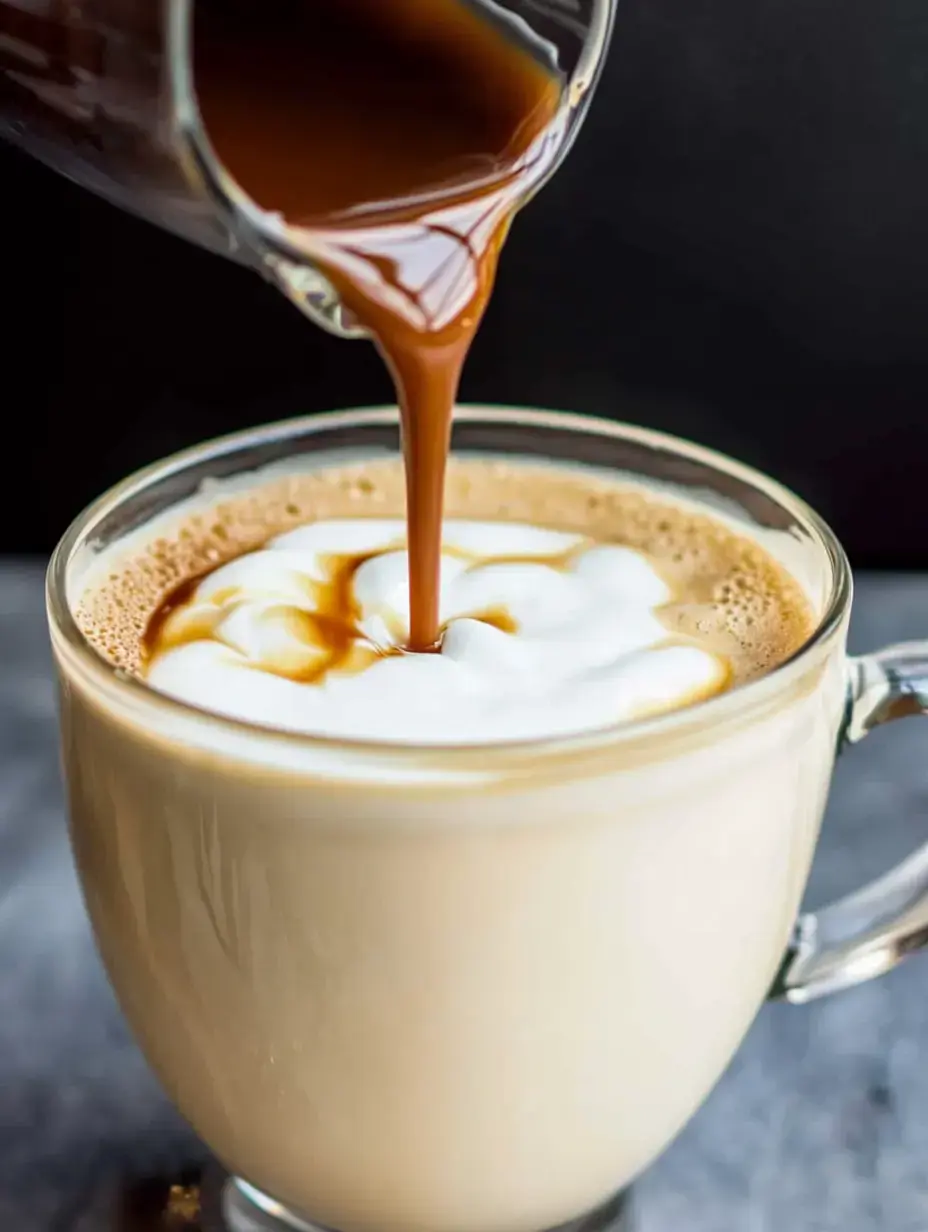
(205, 1173), (634, 1232)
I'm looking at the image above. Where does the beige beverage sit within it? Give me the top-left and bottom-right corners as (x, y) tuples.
(49, 412), (847, 1232)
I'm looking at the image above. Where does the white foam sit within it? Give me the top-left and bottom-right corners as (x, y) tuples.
(146, 519), (726, 743)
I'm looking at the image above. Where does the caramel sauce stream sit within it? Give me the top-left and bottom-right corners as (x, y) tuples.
(193, 0), (564, 650)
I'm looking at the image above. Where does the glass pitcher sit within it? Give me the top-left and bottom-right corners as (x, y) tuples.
(0, 0), (615, 337)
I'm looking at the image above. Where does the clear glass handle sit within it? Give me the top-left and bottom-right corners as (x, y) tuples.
(773, 642), (928, 1003)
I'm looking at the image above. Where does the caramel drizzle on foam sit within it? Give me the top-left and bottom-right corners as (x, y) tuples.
(143, 540), (580, 686)
(143, 530), (732, 724)
(146, 552), (380, 685)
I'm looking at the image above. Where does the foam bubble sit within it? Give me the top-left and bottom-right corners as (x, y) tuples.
(145, 519), (727, 743)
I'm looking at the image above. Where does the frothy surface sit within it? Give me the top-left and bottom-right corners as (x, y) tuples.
(144, 520), (727, 743)
(75, 456), (815, 742)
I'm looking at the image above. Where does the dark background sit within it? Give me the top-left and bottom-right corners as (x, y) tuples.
(5, 0), (927, 565)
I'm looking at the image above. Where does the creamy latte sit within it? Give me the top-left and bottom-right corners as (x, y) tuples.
(76, 456), (812, 743)
(54, 422), (840, 1232)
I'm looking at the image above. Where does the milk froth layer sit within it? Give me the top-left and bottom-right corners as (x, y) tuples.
(75, 456), (814, 741)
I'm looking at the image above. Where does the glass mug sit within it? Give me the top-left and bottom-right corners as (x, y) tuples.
(0, 0), (615, 339)
(47, 408), (928, 1232)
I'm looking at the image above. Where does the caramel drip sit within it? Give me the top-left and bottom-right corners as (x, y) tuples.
(193, 0), (564, 652)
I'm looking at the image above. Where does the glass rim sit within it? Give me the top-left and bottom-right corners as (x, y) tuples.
(46, 405), (852, 768)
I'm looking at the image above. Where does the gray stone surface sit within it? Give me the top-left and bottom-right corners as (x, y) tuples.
(1, 562), (926, 1231)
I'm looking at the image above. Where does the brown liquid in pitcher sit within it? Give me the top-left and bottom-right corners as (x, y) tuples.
(193, 0), (564, 650)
